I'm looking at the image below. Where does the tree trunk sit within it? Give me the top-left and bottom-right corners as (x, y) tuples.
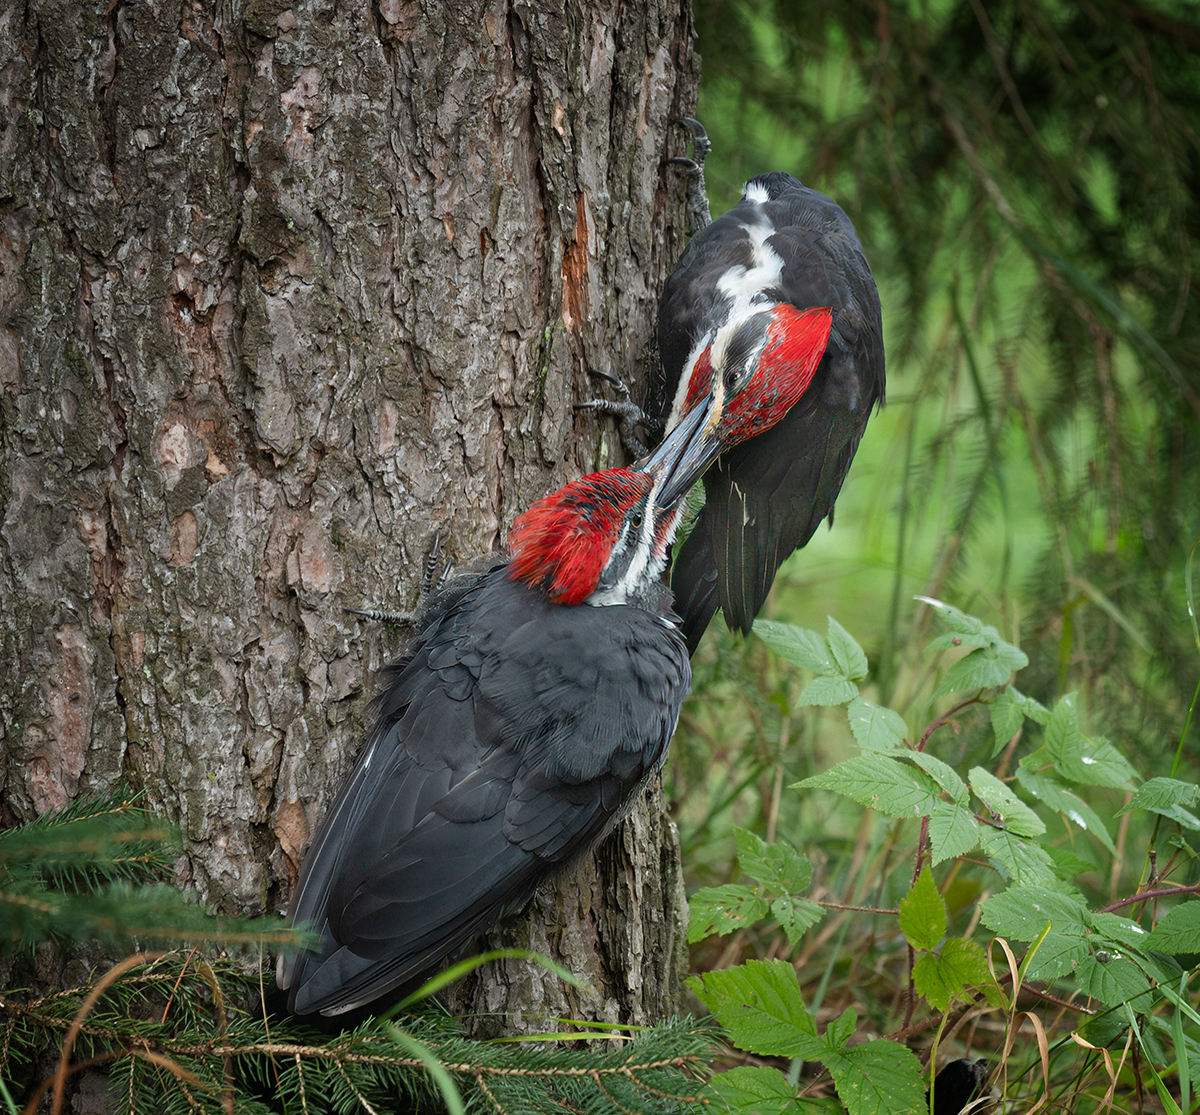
(0, 0), (697, 1026)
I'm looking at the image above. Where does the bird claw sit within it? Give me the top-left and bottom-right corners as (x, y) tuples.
(346, 533), (450, 627)
(576, 369), (661, 459)
(668, 117), (712, 233)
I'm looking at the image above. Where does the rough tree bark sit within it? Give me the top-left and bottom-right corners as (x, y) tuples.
(0, 0), (698, 1029)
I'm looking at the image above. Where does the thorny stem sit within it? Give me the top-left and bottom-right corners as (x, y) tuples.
(917, 694), (983, 752)
(1098, 882), (1200, 914)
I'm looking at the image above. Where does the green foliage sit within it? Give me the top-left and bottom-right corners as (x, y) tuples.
(1, 952), (715, 1114)
(0, 789), (291, 952)
(683, 607), (1200, 1114)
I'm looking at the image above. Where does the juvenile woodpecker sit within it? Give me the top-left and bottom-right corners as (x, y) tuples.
(276, 339), (831, 1018)
(654, 132), (885, 652)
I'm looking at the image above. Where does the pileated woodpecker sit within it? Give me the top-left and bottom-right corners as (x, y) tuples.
(276, 334), (832, 1017)
(653, 140), (885, 652)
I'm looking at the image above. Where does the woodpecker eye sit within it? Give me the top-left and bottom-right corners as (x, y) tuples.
(724, 369), (740, 392)
(629, 512), (644, 529)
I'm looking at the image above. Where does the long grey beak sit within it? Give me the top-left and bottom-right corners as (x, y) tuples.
(637, 395), (722, 507)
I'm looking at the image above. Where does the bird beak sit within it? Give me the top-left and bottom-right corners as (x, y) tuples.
(638, 392), (724, 507)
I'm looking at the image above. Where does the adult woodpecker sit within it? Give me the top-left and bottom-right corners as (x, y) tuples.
(653, 130), (886, 652)
(276, 326), (832, 1018)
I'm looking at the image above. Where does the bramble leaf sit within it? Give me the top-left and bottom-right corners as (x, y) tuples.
(688, 960), (822, 1059)
(905, 751), (967, 802)
(735, 828), (812, 895)
(797, 675), (860, 707)
(979, 827), (1059, 888)
(1117, 777), (1200, 820)
(913, 937), (992, 1010)
(970, 767), (1045, 837)
(899, 867), (947, 951)
(702, 1067), (831, 1114)
(755, 620), (835, 674)
(796, 756), (941, 819)
(827, 617), (868, 682)
(847, 697), (906, 751)
(687, 884), (769, 943)
(823, 1038), (926, 1115)
(979, 886), (1090, 979)
(1145, 902), (1200, 953)
(771, 895), (825, 946)
(929, 801), (980, 864)
(1015, 767), (1117, 855)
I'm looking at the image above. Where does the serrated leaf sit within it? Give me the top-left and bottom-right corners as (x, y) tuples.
(1117, 777), (1200, 817)
(687, 884), (770, 943)
(1040, 696), (1137, 790)
(929, 800), (980, 864)
(1015, 767), (1117, 855)
(735, 829), (813, 896)
(755, 620), (835, 674)
(1146, 902), (1200, 953)
(970, 767), (1045, 836)
(916, 597), (988, 638)
(827, 617), (868, 682)
(847, 697), (906, 751)
(934, 641), (1028, 699)
(979, 826), (1059, 887)
(797, 674), (860, 707)
(825, 1005), (857, 1050)
(1090, 912), (1154, 951)
(990, 689), (1026, 754)
(796, 756), (941, 819)
(771, 895), (825, 946)
(900, 867), (947, 951)
(688, 960), (822, 1059)
(823, 1038), (927, 1115)
(702, 1067), (827, 1114)
(904, 751), (967, 802)
(1044, 844), (1096, 880)
(979, 886), (1090, 979)
(913, 937), (992, 1010)
(1076, 952), (1154, 1008)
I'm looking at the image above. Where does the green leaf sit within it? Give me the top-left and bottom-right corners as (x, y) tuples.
(771, 895), (826, 946)
(797, 674), (860, 707)
(1039, 694), (1137, 790)
(989, 686), (1049, 756)
(1076, 953), (1154, 1008)
(702, 1067), (829, 1114)
(969, 767), (1045, 837)
(1015, 767), (1117, 855)
(1117, 777), (1200, 817)
(756, 620), (835, 674)
(796, 756), (941, 819)
(827, 617), (868, 682)
(913, 937), (992, 1010)
(823, 1038), (927, 1115)
(979, 886), (1090, 979)
(979, 827), (1059, 888)
(847, 697), (907, 751)
(899, 867), (947, 951)
(688, 960), (822, 1059)
(735, 828), (812, 895)
(917, 597), (991, 641)
(929, 800), (980, 864)
(904, 751), (967, 802)
(934, 641), (1029, 699)
(825, 1005), (857, 1051)
(687, 884), (770, 943)
(1146, 902), (1200, 954)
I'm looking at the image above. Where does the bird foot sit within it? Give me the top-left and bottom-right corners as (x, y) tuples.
(667, 117), (713, 234)
(345, 533), (451, 627)
(575, 369), (662, 460)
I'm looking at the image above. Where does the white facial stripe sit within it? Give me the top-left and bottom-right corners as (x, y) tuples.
(587, 499), (683, 608)
(742, 180), (769, 204)
(666, 329), (715, 432)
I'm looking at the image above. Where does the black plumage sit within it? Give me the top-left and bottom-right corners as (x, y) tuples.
(277, 562), (690, 1017)
(656, 171), (885, 652)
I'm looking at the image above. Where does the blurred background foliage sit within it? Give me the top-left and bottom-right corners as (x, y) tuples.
(671, 0), (1200, 961)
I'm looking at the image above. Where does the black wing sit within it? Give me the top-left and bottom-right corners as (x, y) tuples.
(661, 175), (885, 650)
(277, 565), (690, 1016)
